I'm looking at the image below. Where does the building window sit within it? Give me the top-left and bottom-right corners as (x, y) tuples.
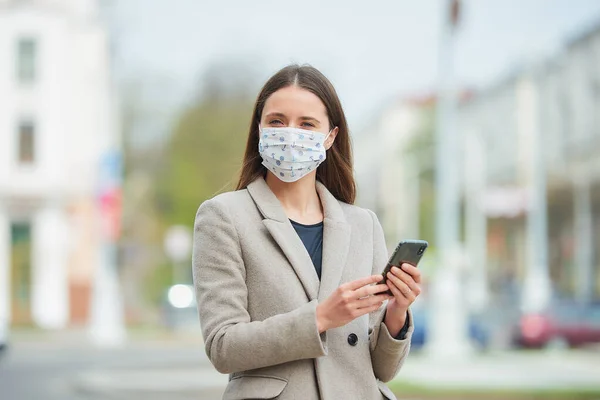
(10, 221), (33, 325)
(16, 37), (37, 84)
(18, 120), (35, 165)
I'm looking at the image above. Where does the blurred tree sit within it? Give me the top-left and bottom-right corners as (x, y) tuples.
(118, 62), (258, 319)
(118, 78), (171, 324)
(154, 63), (256, 227)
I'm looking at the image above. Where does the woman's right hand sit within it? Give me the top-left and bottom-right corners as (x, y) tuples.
(316, 275), (392, 333)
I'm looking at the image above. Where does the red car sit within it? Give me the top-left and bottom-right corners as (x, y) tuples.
(514, 302), (600, 348)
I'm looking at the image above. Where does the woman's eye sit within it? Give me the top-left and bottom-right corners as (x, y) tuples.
(269, 119), (284, 125)
(301, 122), (316, 128)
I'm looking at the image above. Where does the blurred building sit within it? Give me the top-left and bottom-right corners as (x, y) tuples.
(355, 96), (435, 252)
(356, 21), (600, 304)
(461, 22), (600, 302)
(0, 0), (117, 330)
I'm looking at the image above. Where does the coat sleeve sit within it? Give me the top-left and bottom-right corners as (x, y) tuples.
(366, 209), (413, 382)
(192, 198), (327, 374)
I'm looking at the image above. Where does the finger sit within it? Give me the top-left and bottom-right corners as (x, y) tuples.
(354, 284), (390, 299)
(386, 279), (404, 299)
(400, 264), (422, 284)
(343, 275), (384, 291)
(355, 302), (384, 317)
(387, 272), (415, 301)
(388, 278), (415, 302)
(391, 267), (421, 295)
(355, 293), (390, 309)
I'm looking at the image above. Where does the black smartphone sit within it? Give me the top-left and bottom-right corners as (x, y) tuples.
(379, 240), (428, 295)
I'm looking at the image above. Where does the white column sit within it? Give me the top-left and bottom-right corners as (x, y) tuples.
(31, 205), (69, 329)
(88, 241), (126, 346)
(464, 129), (489, 312)
(0, 208), (10, 343)
(574, 174), (593, 304)
(520, 75), (552, 313)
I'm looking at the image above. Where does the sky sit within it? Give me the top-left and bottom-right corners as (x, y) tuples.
(108, 0), (600, 142)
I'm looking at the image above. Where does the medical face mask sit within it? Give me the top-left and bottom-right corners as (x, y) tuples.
(258, 126), (332, 183)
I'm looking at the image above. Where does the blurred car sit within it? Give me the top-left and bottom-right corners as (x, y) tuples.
(0, 319), (7, 360)
(409, 308), (490, 350)
(512, 301), (600, 349)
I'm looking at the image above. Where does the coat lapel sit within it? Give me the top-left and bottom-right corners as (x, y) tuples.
(315, 181), (351, 302)
(246, 178), (351, 303)
(262, 219), (320, 301)
(247, 178), (320, 301)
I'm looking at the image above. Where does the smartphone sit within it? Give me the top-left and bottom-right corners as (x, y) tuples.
(379, 240), (428, 295)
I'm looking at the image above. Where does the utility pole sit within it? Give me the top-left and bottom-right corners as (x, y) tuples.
(426, 0), (473, 358)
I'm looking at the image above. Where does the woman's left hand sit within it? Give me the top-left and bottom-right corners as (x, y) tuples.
(383, 263), (422, 336)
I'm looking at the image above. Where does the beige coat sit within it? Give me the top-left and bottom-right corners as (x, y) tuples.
(192, 177), (413, 400)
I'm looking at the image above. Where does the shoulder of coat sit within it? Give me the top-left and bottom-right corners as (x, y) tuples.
(338, 202), (375, 227)
(196, 188), (252, 217)
(204, 187), (252, 209)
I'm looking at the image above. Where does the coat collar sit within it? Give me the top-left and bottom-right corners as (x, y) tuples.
(246, 177), (351, 302)
(246, 177), (347, 224)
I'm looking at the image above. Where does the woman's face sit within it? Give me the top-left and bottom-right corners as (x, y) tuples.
(260, 85), (337, 148)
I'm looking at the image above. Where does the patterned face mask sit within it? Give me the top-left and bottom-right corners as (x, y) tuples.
(258, 126), (332, 183)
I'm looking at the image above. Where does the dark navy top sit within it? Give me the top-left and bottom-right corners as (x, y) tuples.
(290, 219), (323, 279)
(289, 218), (410, 340)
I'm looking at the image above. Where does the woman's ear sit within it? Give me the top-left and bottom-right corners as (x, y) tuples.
(326, 126), (339, 150)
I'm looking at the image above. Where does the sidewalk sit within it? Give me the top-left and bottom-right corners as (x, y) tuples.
(395, 350), (600, 390)
(8, 329), (600, 396)
(71, 349), (600, 398)
(9, 326), (206, 348)
(74, 367), (228, 400)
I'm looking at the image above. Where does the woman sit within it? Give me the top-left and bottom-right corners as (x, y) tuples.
(192, 64), (422, 400)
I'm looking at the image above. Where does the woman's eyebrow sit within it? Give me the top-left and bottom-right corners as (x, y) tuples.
(299, 116), (320, 124)
(265, 112), (287, 119)
(264, 112), (320, 124)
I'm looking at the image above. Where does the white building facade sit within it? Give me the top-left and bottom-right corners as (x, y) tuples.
(0, 0), (117, 331)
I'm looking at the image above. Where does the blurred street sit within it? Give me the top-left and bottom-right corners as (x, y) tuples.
(0, 330), (227, 400)
(1, 331), (600, 400)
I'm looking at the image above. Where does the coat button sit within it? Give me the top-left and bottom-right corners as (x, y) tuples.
(347, 333), (358, 346)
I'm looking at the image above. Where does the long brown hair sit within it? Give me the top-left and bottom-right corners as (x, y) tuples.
(236, 64), (356, 204)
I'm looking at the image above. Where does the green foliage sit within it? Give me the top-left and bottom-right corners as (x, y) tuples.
(155, 91), (254, 228)
(120, 64), (258, 309)
(144, 260), (173, 305)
